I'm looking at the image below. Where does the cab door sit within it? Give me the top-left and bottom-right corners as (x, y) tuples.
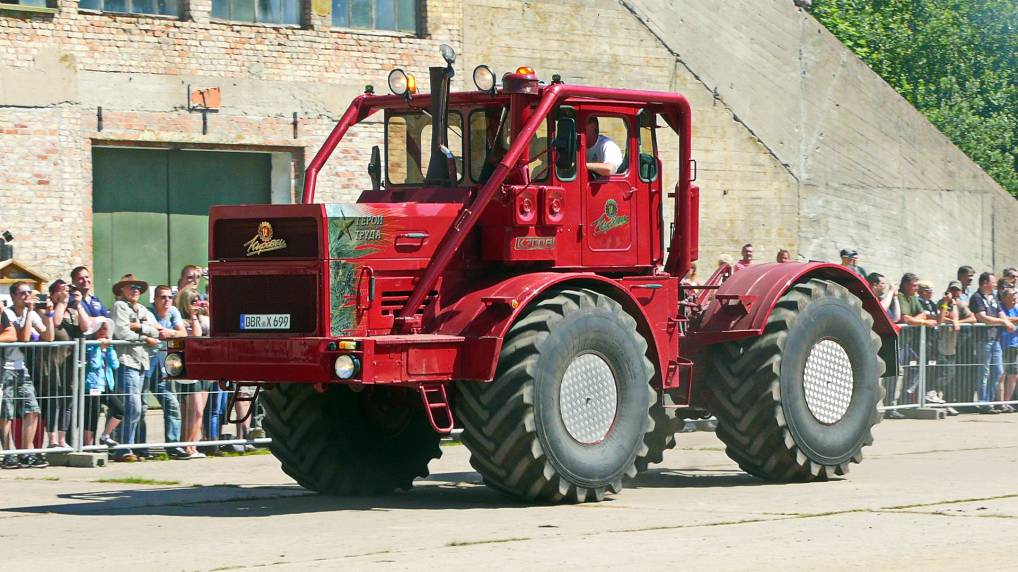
(580, 112), (638, 268)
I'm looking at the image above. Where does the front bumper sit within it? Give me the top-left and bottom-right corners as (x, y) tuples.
(168, 335), (498, 384)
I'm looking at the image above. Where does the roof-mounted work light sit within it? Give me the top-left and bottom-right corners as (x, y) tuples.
(387, 69), (417, 98)
(440, 44), (456, 66)
(472, 65), (496, 94)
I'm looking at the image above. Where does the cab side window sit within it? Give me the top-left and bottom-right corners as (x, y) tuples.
(586, 115), (629, 177)
(638, 111), (659, 182)
(553, 106), (578, 182)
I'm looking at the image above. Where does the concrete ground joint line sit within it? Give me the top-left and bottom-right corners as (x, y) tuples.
(870, 444), (1018, 458)
(880, 492), (1018, 511)
(875, 509), (1018, 520)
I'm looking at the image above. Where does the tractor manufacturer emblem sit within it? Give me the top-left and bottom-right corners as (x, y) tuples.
(515, 236), (556, 250)
(592, 199), (630, 236)
(244, 221), (288, 256)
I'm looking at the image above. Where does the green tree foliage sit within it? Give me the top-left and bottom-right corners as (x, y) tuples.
(810, 0), (1018, 195)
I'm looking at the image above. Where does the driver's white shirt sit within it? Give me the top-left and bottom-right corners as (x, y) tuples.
(586, 134), (623, 173)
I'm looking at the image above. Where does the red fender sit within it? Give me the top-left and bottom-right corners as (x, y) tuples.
(430, 272), (664, 383)
(687, 262), (899, 370)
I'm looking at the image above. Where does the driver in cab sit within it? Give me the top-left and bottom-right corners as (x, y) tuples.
(585, 116), (623, 177)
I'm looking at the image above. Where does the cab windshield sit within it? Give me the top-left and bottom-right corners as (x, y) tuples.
(385, 111), (463, 186)
(383, 105), (547, 187)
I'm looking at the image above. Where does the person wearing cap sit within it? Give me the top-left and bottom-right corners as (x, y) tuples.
(932, 281), (974, 415)
(110, 274), (160, 462)
(914, 281), (950, 411)
(839, 249), (867, 279)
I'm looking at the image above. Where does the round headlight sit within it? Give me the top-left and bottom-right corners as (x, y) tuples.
(164, 353), (184, 377)
(388, 69), (409, 96)
(473, 65), (495, 93)
(334, 355), (359, 380)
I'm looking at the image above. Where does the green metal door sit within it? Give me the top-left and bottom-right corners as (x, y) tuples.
(92, 148), (170, 306)
(92, 148), (273, 306)
(167, 150), (272, 287)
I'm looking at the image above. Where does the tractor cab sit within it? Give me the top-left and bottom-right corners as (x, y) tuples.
(371, 68), (668, 273)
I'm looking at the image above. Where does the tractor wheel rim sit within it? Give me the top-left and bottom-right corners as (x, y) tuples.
(559, 352), (618, 444)
(802, 338), (854, 424)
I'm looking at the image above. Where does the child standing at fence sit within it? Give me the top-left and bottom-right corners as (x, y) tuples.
(83, 318), (127, 449)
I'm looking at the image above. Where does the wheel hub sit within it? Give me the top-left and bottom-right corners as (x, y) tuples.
(802, 339), (854, 424)
(559, 353), (618, 444)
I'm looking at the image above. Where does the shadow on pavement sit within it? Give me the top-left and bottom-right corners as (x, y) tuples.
(0, 474), (529, 517)
(628, 467), (806, 489)
(1, 466), (810, 517)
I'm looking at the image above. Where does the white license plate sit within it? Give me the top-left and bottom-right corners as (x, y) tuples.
(240, 314), (291, 330)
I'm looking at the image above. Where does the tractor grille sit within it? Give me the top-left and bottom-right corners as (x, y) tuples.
(211, 274), (319, 335)
(379, 290), (438, 317)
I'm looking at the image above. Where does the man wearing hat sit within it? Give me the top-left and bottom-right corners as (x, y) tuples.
(839, 248), (867, 279)
(110, 274), (160, 462)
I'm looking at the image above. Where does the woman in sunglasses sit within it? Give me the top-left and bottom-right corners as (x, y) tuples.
(174, 286), (211, 459)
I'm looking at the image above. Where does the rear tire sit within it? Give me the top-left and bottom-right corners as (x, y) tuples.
(261, 384), (441, 494)
(458, 288), (655, 503)
(705, 279), (884, 481)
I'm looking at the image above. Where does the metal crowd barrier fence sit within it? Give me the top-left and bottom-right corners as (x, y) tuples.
(0, 338), (270, 461)
(883, 323), (1018, 413)
(0, 341), (79, 456)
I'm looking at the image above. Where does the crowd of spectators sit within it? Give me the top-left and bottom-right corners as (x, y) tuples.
(0, 265), (262, 469)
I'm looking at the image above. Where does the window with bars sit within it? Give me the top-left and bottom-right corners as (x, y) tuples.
(211, 0), (301, 25)
(77, 0), (180, 16)
(332, 0), (416, 33)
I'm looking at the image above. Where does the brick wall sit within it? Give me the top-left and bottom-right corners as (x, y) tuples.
(0, 0), (462, 280)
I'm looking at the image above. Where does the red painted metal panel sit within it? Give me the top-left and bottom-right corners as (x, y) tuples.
(688, 262), (898, 346)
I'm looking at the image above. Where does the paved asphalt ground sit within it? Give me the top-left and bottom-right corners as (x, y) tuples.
(2, 415), (1017, 571)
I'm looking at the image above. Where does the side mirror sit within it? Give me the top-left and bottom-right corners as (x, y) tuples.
(438, 144), (458, 185)
(552, 117), (577, 171)
(368, 145), (382, 191)
(639, 153), (658, 181)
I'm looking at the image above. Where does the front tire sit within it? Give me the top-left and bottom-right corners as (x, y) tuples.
(705, 279), (884, 481)
(458, 288), (655, 503)
(261, 384), (442, 494)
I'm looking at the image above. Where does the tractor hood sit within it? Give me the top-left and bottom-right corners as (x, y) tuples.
(207, 202), (462, 338)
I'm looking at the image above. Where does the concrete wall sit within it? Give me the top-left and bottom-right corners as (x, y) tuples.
(622, 0), (1017, 286)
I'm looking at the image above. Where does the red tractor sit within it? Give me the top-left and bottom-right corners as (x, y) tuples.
(166, 46), (897, 502)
